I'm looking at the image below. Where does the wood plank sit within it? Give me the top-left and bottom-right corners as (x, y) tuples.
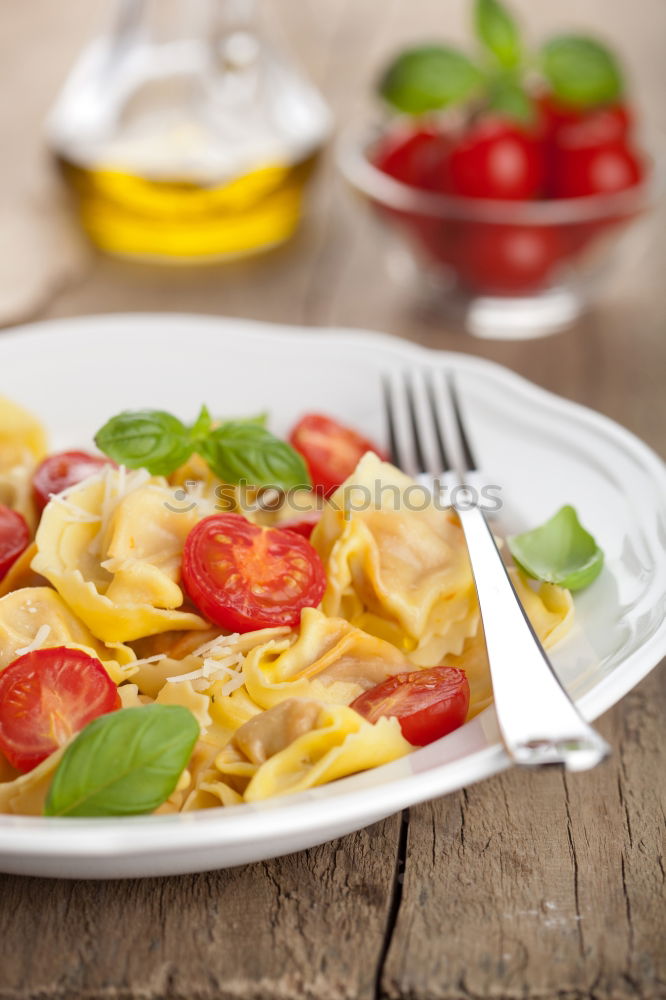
(0, 814), (401, 1000)
(380, 666), (666, 1000)
(0, 1), (664, 999)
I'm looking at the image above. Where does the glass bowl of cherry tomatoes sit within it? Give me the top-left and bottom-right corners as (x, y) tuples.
(337, 3), (661, 338)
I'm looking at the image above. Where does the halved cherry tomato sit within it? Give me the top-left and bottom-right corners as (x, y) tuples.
(446, 117), (545, 200)
(350, 666), (470, 746)
(289, 414), (387, 496)
(0, 505), (30, 581)
(182, 513), (327, 633)
(32, 450), (117, 512)
(0, 646), (120, 772)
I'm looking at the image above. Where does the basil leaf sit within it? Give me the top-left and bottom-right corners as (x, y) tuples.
(379, 45), (483, 114)
(200, 421), (311, 490)
(541, 35), (623, 108)
(487, 75), (534, 124)
(95, 409), (193, 475)
(508, 505), (604, 591)
(44, 704), (199, 817)
(189, 403), (212, 442)
(475, 0), (521, 69)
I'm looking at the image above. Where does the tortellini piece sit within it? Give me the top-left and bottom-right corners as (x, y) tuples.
(243, 606), (414, 711)
(0, 587), (136, 684)
(0, 396), (47, 531)
(214, 698), (411, 802)
(0, 396), (47, 464)
(0, 746), (65, 816)
(31, 467), (210, 642)
(312, 453), (479, 666)
(0, 543), (45, 599)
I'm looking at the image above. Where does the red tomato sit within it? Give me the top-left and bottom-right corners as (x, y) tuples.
(0, 646), (120, 772)
(372, 126), (451, 190)
(0, 505), (30, 581)
(447, 118), (545, 200)
(458, 222), (563, 294)
(33, 450), (117, 512)
(182, 513), (326, 633)
(550, 143), (644, 199)
(289, 413), (387, 496)
(350, 666), (470, 746)
(538, 94), (632, 149)
(277, 510), (322, 540)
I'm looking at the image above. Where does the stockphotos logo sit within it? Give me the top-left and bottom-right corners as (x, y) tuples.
(164, 479), (503, 515)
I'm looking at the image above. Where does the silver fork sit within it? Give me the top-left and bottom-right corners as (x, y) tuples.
(383, 369), (611, 772)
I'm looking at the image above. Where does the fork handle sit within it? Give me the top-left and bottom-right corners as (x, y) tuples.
(457, 504), (611, 771)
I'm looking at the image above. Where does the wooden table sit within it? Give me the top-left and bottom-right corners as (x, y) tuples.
(1, 2), (664, 998)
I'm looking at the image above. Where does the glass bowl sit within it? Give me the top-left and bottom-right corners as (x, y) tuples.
(337, 120), (661, 339)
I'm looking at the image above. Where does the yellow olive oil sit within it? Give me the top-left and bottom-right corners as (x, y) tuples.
(56, 152), (319, 260)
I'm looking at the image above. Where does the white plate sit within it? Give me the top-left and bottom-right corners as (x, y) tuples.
(0, 314), (664, 879)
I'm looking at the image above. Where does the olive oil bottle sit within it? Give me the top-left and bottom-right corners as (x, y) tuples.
(47, 0), (329, 261)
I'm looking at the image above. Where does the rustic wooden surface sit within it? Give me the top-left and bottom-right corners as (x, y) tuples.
(0, 1), (664, 998)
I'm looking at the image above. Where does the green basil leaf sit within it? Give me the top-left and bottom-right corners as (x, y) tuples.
(200, 421), (311, 490)
(95, 409), (193, 475)
(474, 0), (521, 68)
(508, 505), (604, 591)
(379, 45), (483, 114)
(540, 35), (623, 108)
(487, 75), (535, 124)
(189, 403), (212, 442)
(44, 704), (199, 817)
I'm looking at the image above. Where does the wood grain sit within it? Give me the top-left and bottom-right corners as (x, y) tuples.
(0, 1), (664, 998)
(0, 816), (402, 1000)
(381, 669), (666, 1000)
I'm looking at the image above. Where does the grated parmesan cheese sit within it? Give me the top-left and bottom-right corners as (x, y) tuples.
(166, 651), (245, 693)
(15, 624), (52, 657)
(87, 465), (152, 557)
(49, 494), (102, 524)
(129, 653), (167, 669)
(191, 633), (241, 659)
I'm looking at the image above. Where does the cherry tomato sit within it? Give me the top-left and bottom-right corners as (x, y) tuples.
(289, 413), (387, 497)
(182, 513), (327, 633)
(0, 646), (120, 772)
(550, 143), (644, 199)
(372, 126), (451, 190)
(0, 505), (30, 581)
(277, 510), (322, 540)
(538, 94), (632, 149)
(350, 666), (470, 746)
(33, 450), (117, 512)
(446, 117), (545, 200)
(458, 222), (563, 294)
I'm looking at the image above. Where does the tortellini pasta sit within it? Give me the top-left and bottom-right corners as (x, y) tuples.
(31, 467), (210, 642)
(215, 698), (411, 802)
(0, 396), (47, 531)
(312, 453), (480, 665)
(0, 396), (47, 464)
(0, 746), (65, 815)
(0, 587), (136, 684)
(243, 606), (414, 710)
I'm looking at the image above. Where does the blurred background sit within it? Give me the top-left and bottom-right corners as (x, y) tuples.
(1, 0), (664, 450)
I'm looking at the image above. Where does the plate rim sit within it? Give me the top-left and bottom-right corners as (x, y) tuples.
(0, 313), (664, 863)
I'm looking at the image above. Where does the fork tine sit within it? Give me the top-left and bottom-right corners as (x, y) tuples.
(404, 375), (428, 474)
(447, 373), (478, 473)
(425, 372), (453, 474)
(382, 377), (400, 466)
